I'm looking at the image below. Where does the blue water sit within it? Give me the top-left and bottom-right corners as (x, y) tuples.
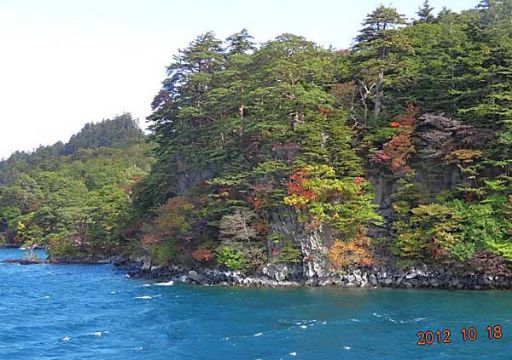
(0, 249), (511, 359)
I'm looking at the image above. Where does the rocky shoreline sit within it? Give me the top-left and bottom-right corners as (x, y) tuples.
(113, 256), (512, 290)
(6, 251), (510, 290)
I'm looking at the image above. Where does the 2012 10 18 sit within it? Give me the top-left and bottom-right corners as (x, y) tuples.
(416, 325), (503, 346)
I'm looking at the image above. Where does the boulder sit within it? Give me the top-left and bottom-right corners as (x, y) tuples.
(369, 274), (378, 286)
(188, 270), (208, 285)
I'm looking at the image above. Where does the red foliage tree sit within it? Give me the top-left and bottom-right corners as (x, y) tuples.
(372, 104), (419, 175)
(248, 183), (274, 209)
(287, 169), (315, 203)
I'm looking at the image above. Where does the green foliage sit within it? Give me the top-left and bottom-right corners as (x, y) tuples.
(48, 232), (77, 258)
(149, 239), (178, 266)
(63, 113), (144, 155)
(284, 165), (380, 240)
(139, 10), (512, 271)
(394, 196), (512, 264)
(0, 115), (151, 258)
(216, 243), (247, 270)
(276, 242), (302, 264)
(3, 2), (510, 275)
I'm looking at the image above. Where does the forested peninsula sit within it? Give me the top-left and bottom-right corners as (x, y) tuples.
(1, 1), (511, 288)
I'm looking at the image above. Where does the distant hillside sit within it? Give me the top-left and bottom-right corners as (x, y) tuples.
(0, 114), (153, 257)
(63, 113), (145, 155)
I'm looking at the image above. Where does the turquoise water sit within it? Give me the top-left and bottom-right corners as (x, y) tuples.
(0, 249), (511, 359)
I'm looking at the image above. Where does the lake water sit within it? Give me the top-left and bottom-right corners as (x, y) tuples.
(0, 248), (510, 359)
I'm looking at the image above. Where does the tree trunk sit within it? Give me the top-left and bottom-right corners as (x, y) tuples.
(374, 71), (384, 119)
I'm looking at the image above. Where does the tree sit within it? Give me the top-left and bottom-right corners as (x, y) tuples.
(353, 6), (408, 122)
(219, 208), (257, 243)
(0, 117), (150, 256)
(416, 0), (435, 23)
(225, 29), (255, 55)
(63, 113), (143, 155)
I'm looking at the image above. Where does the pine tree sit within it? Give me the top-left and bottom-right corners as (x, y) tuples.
(353, 6), (408, 123)
(416, 0), (435, 23)
(225, 29), (255, 55)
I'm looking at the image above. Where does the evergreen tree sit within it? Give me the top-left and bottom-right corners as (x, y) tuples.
(416, 0), (435, 23)
(352, 6), (408, 123)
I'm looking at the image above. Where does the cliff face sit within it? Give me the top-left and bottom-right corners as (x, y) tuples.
(137, 12), (512, 277)
(269, 208), (333, 281)
(142, 113), (496, 282)
(374, 114), (489, 210)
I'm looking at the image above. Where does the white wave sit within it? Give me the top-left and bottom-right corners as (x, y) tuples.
(321, 321), (327, 325)
(90, 331), (104, 337)
(290, 352), (297, 356)
(44, 296), (51, 299)
(135, 296), (152, 300)
(110, 291), (116, 294)
(398, 317), (426, 324)
(350, 319), (360, 322)
(300, 325), (307, 329)
(372, 312), (424, 324)
(343, 346), (351, 350)
(372, 312), (397, 322)
(142, 284), (151, 287)
(253, 332), (263, 337)
(62, 336), (71, 341)
(294, 320), (316, 326)
(154, 280), (174, 286)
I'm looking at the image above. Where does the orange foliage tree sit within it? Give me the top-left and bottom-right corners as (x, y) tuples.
(141, 196), (195, 247)
(191, 248), (215, 262)
(373, 104), (418, 175)
(328, 235), (373, 270)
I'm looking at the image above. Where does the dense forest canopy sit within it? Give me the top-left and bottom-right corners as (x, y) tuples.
(0, 1), (510, 276)
(0, 114), (152, 257)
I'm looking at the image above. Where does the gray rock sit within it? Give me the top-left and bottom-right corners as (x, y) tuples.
(141, 256), (152, 271)
(405, 271), (417, 280)
(360, 273), (368, 287)
(429, 278), (439, 287)
(354, 273), (362, 283)
(369, 274), (378, 286)
(188, 270), (208, 285)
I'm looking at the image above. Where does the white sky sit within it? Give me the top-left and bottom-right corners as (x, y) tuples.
(0, 0), (478, 159)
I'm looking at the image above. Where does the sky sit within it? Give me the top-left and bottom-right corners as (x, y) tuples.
(0, 0), (479, 159)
